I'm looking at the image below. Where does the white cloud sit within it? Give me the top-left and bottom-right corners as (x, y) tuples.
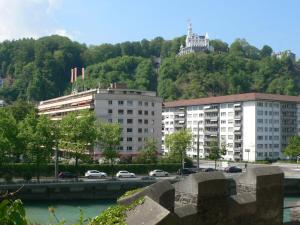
(0, 0), (73, 41)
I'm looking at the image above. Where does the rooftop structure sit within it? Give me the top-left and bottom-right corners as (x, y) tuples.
(177, 22), (214, 56)
(273, 50), (296, 61)
(163, 92), (300, 162)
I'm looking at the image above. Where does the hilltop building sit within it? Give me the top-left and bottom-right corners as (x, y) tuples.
(38, 83), (162, 157)
(273, 50), (296, 61)
(162, 93), (300, 162)
(177, 22), (214, 56)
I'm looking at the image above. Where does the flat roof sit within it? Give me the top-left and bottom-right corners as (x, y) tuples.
(163, 93), (300, 108)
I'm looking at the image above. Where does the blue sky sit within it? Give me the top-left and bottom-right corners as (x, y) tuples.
(1, 0), (300, 55)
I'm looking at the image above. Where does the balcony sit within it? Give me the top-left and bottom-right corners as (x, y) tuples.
(234, 147), (242, 152)
(204, 108), (219, 113)
(234, 139), (243, 143)
(204, 123), (218, 127)
(204, 130), (218, 135)
(234, 115), (242, 120)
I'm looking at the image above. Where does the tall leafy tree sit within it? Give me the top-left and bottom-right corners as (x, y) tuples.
(60, 111), (96, 169)
(95, 121), (121, 177)
(284, 136), (300, 160)
(208, 140), (226, 169)
(18, 113), (55, 181)
(165, 129), (192, 169)
(135, 138), (158, 164)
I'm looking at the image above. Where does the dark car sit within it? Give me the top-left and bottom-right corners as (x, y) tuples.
(224, 166), (242, 173)
(177, 168), (197, 175)
(203, 168), (216, 172)
(58, 171), (77, 178)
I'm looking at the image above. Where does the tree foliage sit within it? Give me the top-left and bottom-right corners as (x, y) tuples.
(284, 136), (300, 159)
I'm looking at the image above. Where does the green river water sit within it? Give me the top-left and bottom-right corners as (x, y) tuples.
(24, 197), (298, 224)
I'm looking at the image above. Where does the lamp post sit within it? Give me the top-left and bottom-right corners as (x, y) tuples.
(197, 120), (200, 170)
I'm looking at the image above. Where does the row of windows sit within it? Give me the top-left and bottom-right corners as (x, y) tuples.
(109, 100), (155, 107)
(257, 102), (280, 108)
(120, 127), (153, 133)
(108, 109), (155, 116)
(257, 144), (280, 148)
(120, 137), (149, 142)
(114, 118), (154, 125)
(257, 127), (280, 132)
(257, 119), (280, 124)
(257, 110), (280, 116)
(257, 135), (280, 141)
(257, 152), (280, 157)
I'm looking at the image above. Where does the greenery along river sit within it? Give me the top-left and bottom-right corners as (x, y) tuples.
(24, 200), (115, 225)
(23, 197), (300, 224)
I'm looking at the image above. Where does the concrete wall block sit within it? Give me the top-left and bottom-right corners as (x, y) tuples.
(173, 172), (227, 198)
(126, 196), (180, 225)
(174, 205), (200, 225)
(118, 180), (175, 212)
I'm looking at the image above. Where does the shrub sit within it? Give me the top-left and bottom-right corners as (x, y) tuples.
(3, 173), (13, 183)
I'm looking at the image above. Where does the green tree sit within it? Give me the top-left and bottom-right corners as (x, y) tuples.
(96, 121), (121, 177)
(260, 45), (273, 58)
(284, 136), (300, 160)
(18, 113), (55, 181)
(135, 138), (158, 164)
(59, 111), (96, 170)
(208, 140), (226, 169)
(0, 109), (20, 163)
(165, 129), (192, 169)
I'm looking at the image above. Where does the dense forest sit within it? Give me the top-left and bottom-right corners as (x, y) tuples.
(0, 34), (299, 103)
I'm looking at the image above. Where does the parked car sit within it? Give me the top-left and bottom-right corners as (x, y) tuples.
(149, 169), (169, 177)
(85, 170), (107, 179)
(116, 170), (136, 178)
(224, 166), (242, 173)
(203, 168), (216, 172)
(58, 171), (77, 178)
(177, 168), (196, 175)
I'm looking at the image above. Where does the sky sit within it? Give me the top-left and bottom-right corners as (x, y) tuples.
(0, 0), (300, 55)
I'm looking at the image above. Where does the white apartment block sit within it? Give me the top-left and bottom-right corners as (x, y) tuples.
(38, 84), (162, 157)
(162, 93), (300, 162)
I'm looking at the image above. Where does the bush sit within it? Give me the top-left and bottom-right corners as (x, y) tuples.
(0, 163), (181, 178)
(3, 173), (13, 183)
(23, 172), (32, 181)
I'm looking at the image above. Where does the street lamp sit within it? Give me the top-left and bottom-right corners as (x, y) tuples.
(196, 120), (200, 170)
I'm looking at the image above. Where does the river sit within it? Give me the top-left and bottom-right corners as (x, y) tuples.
(24, 197), (299, 224)
(25, 200), (115, 225)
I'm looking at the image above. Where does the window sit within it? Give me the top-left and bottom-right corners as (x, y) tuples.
(144, 102), (148, 106)
(108, 109), (113, 114)
(144, 111), (148, 115)
(138, 119), (142, 124)
(127, 146), (132, 151)
(151, 111), (155, 116)
(257, 119), (263, 124)
(127, 100), (133, 106)
(228, 135), (233, 140)
(221, 120), (226, 124)
(228, 112), (234, 117)
(127, 110), (133, 114)
(138, 137), (142, 142)
(138, 101), (142, 106)
(228, 127), (233, 132)
(199, 113), (203, 117)
(144, 119), (148, 124)
(257, 136), (263, 140)
(228, 120), (233, 124)
(257, 144), (263, 148)
(221, 112), (226, 116)
(127, 119), (133, 124)
(144, 128), (148, 133)
(118, 109), (124, 115)
(118, 100), (124, 105)
(257, 110), (263, 115)
(127, 128), (132, 132)
(221, 127), (226, 132)
(118, 119), (123, 124)
(120, 137), (123, 142)
(138, 110), (143, 115)
(257, 127), (263, 132)
(127, 137), (133, 142)
(108, 100), (113, 105)
(108, 119), (112, 123)
(151, 102), (155, 107)
(119, 146), (123, 150)
(138, 128), (142, 133)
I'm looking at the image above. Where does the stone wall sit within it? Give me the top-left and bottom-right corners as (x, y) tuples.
(120, 166), (284, 225)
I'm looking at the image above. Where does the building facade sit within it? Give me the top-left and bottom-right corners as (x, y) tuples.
(162, 93), (300, 162)
(0, 100), (5, 107)
(38, 85), (162, 156)
(177, 22), (214, 56)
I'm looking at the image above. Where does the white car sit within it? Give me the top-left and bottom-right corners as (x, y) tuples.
(149, 169), (169, 177)
(85, 170), (107, 179)
(116, 170), (135, 178)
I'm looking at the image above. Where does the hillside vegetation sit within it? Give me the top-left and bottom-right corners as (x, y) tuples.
(0, 35), (299, 102)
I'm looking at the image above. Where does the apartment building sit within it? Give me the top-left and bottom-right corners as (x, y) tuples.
(38, 84), (162, 156)
(162, 93), (300, 162)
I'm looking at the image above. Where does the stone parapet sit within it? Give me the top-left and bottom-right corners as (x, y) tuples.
(121, 166), (284, 225)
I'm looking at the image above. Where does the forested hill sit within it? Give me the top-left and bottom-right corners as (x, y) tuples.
(0, 35), (299, 103)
